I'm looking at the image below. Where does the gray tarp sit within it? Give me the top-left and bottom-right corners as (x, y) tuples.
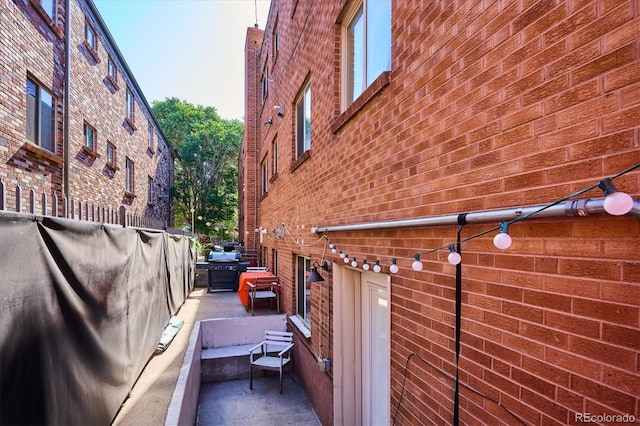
(0, 214), (194, 425)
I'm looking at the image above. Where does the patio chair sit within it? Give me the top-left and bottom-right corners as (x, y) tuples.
(247, 276), (280, 315)
(249, 330), (294, 394)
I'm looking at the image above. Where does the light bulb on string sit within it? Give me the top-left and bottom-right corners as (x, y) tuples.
(412, 254), (423, 271)
(493, 222), (512, 250)
(373, 260), (381, 273)
(389, 258), (399, 274)
(339, 251), (345, 259)
(331, 247), (337, 254)
(351, 257), (358, 267)
(329, 242), (335, 249)
(447, 244), (462, 265)
(343, 254), (349, 264)
(362, 259), (370, 271)
(598, 178), (634, 216)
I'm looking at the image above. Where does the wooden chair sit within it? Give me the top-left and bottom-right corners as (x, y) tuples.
(248, 330), (294, 394)
(247, 276), (280, 315)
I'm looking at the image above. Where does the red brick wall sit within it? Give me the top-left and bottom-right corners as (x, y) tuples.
(0, 0), (173, 225)
(243, 0), (639, 424)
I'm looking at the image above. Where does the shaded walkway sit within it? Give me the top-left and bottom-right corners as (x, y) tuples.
(113, 287), (319, 426)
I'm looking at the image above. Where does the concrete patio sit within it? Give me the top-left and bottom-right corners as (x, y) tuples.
(112, 280), (320, 426)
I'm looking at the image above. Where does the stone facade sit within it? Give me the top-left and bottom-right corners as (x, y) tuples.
(241, 1), (640, 425)
(0, 0), (174, 227)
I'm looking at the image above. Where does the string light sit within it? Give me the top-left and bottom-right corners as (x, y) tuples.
(412, 254), (423, 271)
(447, 244), (462, 265)
(493, 222), (512, 250)
(276, 164), (638, 275)
(598, 178), (634, 216)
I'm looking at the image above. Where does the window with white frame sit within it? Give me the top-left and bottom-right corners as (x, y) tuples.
(272, 137), (278, 175)
(296, 256), (312, 327)
(295, 84), (311, 158)
(261, 156), (268, 195)
(26, 78), (55, 152)
(342, 0), (391, 107)
(261, 63), (269, 103)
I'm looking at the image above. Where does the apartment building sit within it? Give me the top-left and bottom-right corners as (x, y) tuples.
(241, 1), (639, 424)
(1, 0), (174, 226)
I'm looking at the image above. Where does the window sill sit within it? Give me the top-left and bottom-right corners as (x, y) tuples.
(82, 40), (101, 63)
(147, 146), (155, 155)
(124, 117), (137, 132)
(290, 150), (310, 173)
(106, 75), (119, 91)
(331, 71), (391, 134)
(23, 142), (63, 165)
(269, 172), (278, 184)
(28, 0), (64, 39)
(124, 191), (136, 199)
(82, 145), (100, 159)
(106, 162), (119, 171)
(289, 315), (311, 338)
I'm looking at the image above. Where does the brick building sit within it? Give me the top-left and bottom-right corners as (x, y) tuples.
(0, 0), (174, 227)
(241, 1), (640, 424)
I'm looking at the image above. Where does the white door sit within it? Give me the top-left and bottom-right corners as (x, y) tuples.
(361, 272), (390, 425)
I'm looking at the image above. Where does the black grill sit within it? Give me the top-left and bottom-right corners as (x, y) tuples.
(205, 252), (243, 292)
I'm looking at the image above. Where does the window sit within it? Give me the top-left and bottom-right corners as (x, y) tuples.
(26, 78), (55, 152)
(40, 0), (55, 19)
(106, 142), (117, 167)
(272, 138), (278, 175)
(273, 23), (279, 57)
(296, 84), (311, 158)
(296, 256), (312, 327)
(107, 57), (117, 86)
(147, 176), (154, 204)
(126, 87), (135, 123)
(343, 0), (391, 107)
(148, 123), (154, 152)
(84, 123), (96, 151)
(261, 63), (268, 103)
(261, 156), (268, 195)
(85, 21), (97, 51)
(125, 157), (134, 194)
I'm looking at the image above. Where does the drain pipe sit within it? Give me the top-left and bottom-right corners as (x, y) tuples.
(312, 198), (640, 234)
(63, 0), (71, 199)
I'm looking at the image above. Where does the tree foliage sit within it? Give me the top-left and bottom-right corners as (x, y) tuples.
(152, 98), (243, 237)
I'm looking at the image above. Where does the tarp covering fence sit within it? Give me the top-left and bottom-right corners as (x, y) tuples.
(0, 213), (194, 425)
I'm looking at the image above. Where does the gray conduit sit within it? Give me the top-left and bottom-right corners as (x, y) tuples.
(312, 198), (640, 234)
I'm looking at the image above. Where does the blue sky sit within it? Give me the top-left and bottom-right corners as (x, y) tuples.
(94, 0), (272, 121)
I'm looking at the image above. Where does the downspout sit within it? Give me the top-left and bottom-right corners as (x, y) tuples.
(312, 198), (640, 234)
(63, 0), (71, 198)
(253, 39), (259, 262)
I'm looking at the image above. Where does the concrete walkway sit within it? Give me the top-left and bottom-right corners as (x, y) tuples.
(112, 285), (319, 426)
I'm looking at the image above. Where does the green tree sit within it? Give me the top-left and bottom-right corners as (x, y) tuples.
(152, 98), (243, 237)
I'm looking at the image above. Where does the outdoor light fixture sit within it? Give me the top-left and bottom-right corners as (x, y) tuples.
(306, 260), (332, 283)
(598, 178), (634, 216)
(264, 118), (273, 126)
(412, 254), (423, 271)
(351, 257), (358, 267)
(447, 244), (462, 265)
(275, 104), (285, 117)
(493, 222), (512, 249)
(276, 223), (285, 238)
(389, 258), (399, 274)
(373, 260), (382, 273)
(362, 259), (370, 271)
